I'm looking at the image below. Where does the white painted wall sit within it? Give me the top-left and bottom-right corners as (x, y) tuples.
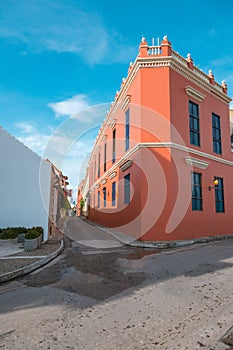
(0, 128), (51, 240)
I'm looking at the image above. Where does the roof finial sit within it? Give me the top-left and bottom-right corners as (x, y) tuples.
(222, 80), (228, 94)
(186, 53), (194, 70)
(208, 69), (215, 85)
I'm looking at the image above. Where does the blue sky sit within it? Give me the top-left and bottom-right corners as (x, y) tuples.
(0, 0), (233, 190)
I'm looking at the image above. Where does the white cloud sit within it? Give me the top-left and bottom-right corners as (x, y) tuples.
(210, 55), (233, 67)
(14, 120), (97, 187)
(48, 94), (90, 118)
(15, 123), (51, 155)
(48, 95), (110, 127)
(16, 122), (77, 159)
(15, 123), (37, 134)
(61, 139), (94, 187)
(0, 1), (136, 65)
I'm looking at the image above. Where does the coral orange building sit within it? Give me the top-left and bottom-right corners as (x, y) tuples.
(78, 36), (233, 242)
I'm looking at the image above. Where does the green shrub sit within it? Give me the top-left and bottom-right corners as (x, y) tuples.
(32, 226), (43, 235)
(15, 227), (27, 234)
(0, 226), (42, 239)
(80, 198), (85, 209)
(25, 229), (39, 239)
(0, 228), (18, 239)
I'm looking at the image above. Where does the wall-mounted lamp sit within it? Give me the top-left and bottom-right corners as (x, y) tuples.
(208, 179), (219, 191)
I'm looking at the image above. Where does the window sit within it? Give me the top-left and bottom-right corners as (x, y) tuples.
(98, 152), (100, 178)
(191, 172), (202, 211)
(189, 101), (200, 147)
(104, 143), (107, 172)
(125, 109), (130, 151)
(103, 187), (107, 207)
(124, 173), (130, 205)
(94, 158), (96, 180)
(97, 191), (100, 208)
(215, 177), (225, 212)
(112, 181), (116, 206)
(212, 113), (222, 154)
(112, 129), (116, 163)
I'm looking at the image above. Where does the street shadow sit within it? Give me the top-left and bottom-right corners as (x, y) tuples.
(1, 234), (233, 315)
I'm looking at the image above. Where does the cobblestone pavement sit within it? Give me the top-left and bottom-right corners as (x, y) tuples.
(0, 222), (233, 349)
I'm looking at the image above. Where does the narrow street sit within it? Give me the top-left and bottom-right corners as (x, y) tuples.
(0, 217), (233, 349)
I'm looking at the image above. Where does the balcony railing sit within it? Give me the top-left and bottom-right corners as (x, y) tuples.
(147, 45), (162, 55)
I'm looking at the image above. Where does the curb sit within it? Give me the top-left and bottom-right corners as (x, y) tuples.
(79, 218), (233, 250)
(0, 239), (64, 283)
(106, 230), (233, 249)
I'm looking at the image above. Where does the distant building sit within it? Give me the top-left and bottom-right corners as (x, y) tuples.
(77, 173), (89, 218)
(78, 36), (233, 242)
(0, 127), (68, 240)
(48, 162), (70, 234)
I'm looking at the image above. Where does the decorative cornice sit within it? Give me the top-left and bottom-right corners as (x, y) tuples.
(90, 142), (233, 191)
(109, 171), (117, 179)
(135, 55), (231, 104)
(185, 157), (210, 169)
(119, 160), (133, 172)
(88, 51), (231, 169)
(137, 59), (171, 68)
(110, 119), (117, 130)
(101, 179), (107, 185)
(140, 142), (233, 166)
(122, 94), (131, 111)
(185, 86), (205, 102)
(170, 60), (231, 104)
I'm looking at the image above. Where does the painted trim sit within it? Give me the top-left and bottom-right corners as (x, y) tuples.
(109, 171), (117, 179)
(110, 119), (116, 130)
(170, 60), (231, 103)
(140, 142), (233, 166)
(185, 156), (210, 169)
(122, 94), (131, 111)
(88, 52), (231, 167)
(91, 142), (233, 191)
(120, 160), (133, 172)
(185, 86), (205, 102)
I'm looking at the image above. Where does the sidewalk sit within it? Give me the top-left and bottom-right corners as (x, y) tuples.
(81, 217), (233, 249)
(0, 238), (64, 283)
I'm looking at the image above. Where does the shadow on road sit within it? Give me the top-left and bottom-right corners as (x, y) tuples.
(1, 216), (233, 320)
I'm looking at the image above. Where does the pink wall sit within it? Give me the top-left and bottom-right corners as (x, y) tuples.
(86, 38), (233, 242)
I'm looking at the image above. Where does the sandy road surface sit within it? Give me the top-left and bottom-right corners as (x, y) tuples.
(0, 225), (233, 349)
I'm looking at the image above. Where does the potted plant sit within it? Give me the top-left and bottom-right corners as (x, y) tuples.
(33, 226), (44, 246)
(0, 228), (18, 240)
(16, 227), (27, 243)
(24, 229), (39, 251)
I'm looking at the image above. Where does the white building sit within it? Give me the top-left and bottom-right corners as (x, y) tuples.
(0, 127), (51, 240)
